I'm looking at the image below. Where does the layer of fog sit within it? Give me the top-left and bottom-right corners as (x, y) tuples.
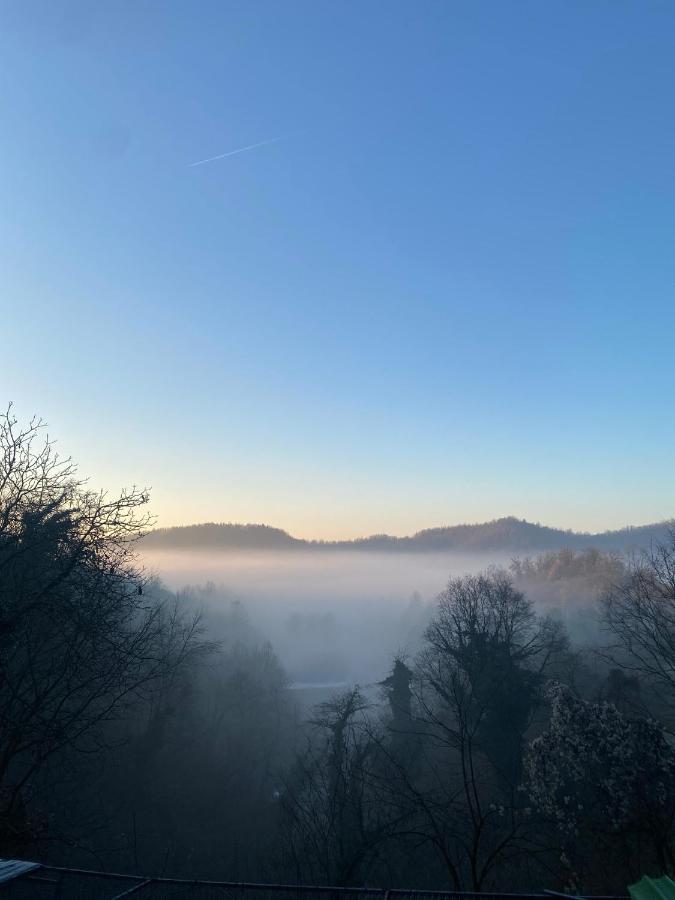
(141, 549), (604, 697)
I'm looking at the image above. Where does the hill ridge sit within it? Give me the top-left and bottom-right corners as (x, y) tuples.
(141, 516), (674, 554)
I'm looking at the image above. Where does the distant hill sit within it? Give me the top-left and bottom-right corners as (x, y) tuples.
(141, 516), (673, 555)
(141, 523), (303, 551)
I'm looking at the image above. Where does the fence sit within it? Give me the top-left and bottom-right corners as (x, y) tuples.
(0, 864), (632, 900)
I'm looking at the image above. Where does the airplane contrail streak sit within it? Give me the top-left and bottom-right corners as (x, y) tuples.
(188, 135), (285, 168)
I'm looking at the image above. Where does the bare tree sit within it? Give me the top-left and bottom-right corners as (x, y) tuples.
(602, 528), (675, 715)
(0, 407), (208, 850)
(279, 688), (396, 886)
(407, 571), (567, 890)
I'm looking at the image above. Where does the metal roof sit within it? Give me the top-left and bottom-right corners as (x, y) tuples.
(0, 859), (40, 885)
(0, 861), (633, 900)
(629, 876), (675, 900)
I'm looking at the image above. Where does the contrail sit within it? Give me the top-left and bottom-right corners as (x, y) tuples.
(188, 135), (285, 168)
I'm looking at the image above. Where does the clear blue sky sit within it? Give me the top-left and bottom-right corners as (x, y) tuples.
(3, 1), (675, 538)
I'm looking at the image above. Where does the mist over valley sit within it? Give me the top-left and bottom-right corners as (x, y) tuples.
(139, 517), (655, 694)
(7, 0), (675, 891)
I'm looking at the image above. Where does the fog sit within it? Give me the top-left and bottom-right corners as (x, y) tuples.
(141, 549), (515, 690)
(6, 411), (659, 895)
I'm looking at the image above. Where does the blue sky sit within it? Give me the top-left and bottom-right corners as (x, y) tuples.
(3, 0), (675, 538)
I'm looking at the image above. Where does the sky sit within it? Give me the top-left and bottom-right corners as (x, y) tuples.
(3, 0), (675, 540)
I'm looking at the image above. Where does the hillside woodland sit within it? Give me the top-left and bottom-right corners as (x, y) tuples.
(2, 410), (675, 893)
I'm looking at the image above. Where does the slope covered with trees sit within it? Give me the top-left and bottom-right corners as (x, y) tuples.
(142, 517), (672, 554)
(5, 409), (675, 893)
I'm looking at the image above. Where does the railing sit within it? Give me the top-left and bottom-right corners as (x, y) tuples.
(1, 864), (632, 900)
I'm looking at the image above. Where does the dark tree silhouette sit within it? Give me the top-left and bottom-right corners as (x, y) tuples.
(602, 529), (675, 716)
(409, 571), (567, 890)
(0, 407), (207, 850)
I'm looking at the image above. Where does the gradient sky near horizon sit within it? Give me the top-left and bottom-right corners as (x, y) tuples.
(3, 0), (675, 539)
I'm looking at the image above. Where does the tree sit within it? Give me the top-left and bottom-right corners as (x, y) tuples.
(102, 638), (292, 879)
(526, 682), (675, 888)
(279, 688), (390, 886)
(0, 407), (207, 850)
(602, 529), (675, 717)
(380, 657), (415, 754)
(422, 571), (566, 782)
(408, 570), (567, 890)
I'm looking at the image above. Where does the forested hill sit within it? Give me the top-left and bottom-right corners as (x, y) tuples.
(141, 516), (673, 554)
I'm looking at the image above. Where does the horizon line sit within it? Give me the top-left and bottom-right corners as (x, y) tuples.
(143, 514), (675, 544)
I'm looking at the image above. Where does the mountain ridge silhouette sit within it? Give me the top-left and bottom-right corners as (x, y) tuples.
(141, 516), (674, 554)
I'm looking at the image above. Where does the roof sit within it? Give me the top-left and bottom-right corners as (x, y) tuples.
(0, 860), (40, 885)
(629, 876), (675, 900)
(0, 861), (633, 900)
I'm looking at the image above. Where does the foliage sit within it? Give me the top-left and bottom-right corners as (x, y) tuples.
(526, 682), (675, 880)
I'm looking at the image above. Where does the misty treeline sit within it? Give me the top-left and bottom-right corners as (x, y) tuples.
(3, 411), (675, 893)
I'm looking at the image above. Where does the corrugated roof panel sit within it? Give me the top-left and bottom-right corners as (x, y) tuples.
(0, 859), (41, 884)
(628, 876), (675, 900)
